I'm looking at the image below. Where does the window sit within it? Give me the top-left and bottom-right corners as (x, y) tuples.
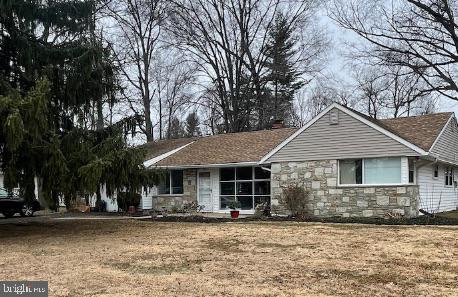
(158, 170), (183, 195)
(339, 159), (362, 184)
(339, 157), (401, 185)
(433, 165), (439, 178)
(219, 166), (270, 210)
(408, 160), (415, 184)
(445, 167), (454, 186)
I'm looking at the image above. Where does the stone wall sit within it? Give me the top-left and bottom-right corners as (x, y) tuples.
(152, 169), (197, 210)
(271, 160), (419, 218)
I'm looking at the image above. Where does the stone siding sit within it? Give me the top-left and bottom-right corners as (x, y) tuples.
(271, 160), (419, 218)
(152, 169), (197, 210)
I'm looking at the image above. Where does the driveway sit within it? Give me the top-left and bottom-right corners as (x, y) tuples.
(0, 211), (56, 225)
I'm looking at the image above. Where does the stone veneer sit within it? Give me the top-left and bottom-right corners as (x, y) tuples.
(271, 160), (419, 218)
(151, 169), (197, 210)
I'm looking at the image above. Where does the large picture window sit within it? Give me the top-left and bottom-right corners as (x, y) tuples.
(219, 166), (270, 210)
(158, 170), (184, 195)
(339, 157), (402, 185)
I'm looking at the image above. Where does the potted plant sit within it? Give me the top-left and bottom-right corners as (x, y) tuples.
(227, 201), (241, 219)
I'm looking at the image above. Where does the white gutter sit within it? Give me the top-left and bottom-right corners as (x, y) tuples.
(150, 161), (258, 169)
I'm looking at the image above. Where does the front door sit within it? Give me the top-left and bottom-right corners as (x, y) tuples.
(198, 171), (212, 212)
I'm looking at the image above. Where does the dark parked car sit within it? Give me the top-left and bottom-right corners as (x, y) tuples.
(0, 188), (40, 218)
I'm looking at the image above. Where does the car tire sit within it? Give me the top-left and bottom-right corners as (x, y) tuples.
(20, 205), (34, 217)
(2, 210), (15, 218)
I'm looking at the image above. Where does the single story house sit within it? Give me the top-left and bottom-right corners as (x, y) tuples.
(102, 103), (458, 217)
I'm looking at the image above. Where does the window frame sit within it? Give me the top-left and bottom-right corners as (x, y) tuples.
(158, 170), (184, 195)
(408, 159), (415, 184)
(219, 166), (271, 210)
(337, 157), (404, 187)
(445, 167), (454, 187)
(433, 164), (439, 179)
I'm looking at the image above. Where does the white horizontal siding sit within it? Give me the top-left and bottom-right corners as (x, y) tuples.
(268, 108), (420, 163)
(417, 163), (458, 213)
(101, 185), (156, 212)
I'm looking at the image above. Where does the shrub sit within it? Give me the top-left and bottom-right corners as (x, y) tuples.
(117, 192), (141, 212)
(282, 185), (310, 217)
(254, 202), (271, 218)
(227, 200), (241, 210)
(95, 200), (107, 212)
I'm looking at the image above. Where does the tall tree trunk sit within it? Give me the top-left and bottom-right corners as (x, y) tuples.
(96, 97), (104, 131)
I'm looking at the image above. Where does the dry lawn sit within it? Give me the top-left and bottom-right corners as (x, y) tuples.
(0, 218), (457, 297)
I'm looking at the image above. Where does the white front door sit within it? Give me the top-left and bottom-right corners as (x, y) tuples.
(198, 171), (212, 212)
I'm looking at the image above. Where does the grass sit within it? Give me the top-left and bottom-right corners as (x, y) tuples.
(0, 219), (457, 296)
(438, 210), (458, 219)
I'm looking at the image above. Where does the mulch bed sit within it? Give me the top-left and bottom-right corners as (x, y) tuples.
(147, 214), (458, 225)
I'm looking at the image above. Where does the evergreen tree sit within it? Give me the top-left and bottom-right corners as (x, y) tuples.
(0, 0), (157, 209)
(185, 112), (201, 137)
(167, 117), (185, 139)
(263, 13), (304, 126)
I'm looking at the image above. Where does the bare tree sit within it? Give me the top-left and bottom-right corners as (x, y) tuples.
(103, 0), (167, 141)
(290, 79), (356, 126)
(382, 64), (437, 117)
(353, 67), (390, 119)
(167, 0), (326, 132)
(330, 0), (458, 101)
(151, 51), (196, 139)
(352, 63), (437, 118)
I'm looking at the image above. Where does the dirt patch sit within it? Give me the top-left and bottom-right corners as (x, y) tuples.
(0, 219), (457, 296)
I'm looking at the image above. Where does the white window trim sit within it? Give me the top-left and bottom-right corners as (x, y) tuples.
(158, 170), (184, 195)
(337, 157), (407, 187)
(444, 166), (454, 188)
(433, 164), (439, 180)
(408, 159), (416, 184)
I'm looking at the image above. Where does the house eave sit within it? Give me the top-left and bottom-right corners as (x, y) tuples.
(150, 161), (260, 169)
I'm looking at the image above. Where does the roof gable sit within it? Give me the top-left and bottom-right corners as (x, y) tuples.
(262, 106), (424, 163)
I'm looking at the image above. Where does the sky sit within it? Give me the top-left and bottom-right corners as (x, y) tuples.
(320, 10), (458, 117)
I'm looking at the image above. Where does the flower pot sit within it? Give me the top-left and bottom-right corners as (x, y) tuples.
(230, 210), (240, 219)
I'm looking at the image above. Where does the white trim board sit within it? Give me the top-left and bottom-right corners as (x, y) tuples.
(143, 141), (194, 168)
(259, 103), (428, 164)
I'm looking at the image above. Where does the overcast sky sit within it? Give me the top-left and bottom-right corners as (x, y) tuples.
(321, 11), (458, 117)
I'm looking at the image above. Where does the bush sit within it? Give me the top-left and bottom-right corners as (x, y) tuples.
(117, 192), (141, 212)
(227, 200), (241, 210)
(95, 200), (107, 212)
(282, 185), (309, 217)
(254, 202), (271, 218)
